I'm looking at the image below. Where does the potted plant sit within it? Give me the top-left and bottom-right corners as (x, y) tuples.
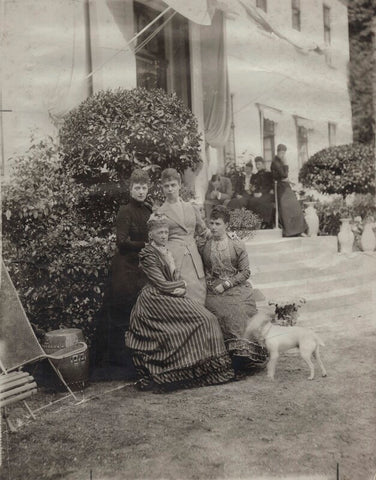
(269, 298), (306, 326)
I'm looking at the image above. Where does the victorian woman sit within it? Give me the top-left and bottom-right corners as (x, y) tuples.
(125, 213), (234, 391)
(201, 206), (267, 372)
(158, 168), (210, 305)
(97, 169), (152, 370)
(271, 144), (307, 237)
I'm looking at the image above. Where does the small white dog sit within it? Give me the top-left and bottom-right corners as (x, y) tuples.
(245, 309), (327, 380)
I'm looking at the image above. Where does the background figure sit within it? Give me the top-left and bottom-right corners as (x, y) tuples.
(271, 144), (307, 237)
(125, 213), (234, 391)
(227, 160), (253, 210)
(247, 156), (275, 228)
(201, 206), (267, 373)
(204, 174), (233, 218)
(95, 169), (152, 372)
(158, 168), (209, 305)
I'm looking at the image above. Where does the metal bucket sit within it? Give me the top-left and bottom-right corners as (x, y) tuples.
(49, 342), (89, 390)
(42, 328), (84, 354)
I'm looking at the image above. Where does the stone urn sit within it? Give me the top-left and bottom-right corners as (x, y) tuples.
(360, 221), (376, 252)
(338, 218), (354, 254)
(304, 202), (319, 237)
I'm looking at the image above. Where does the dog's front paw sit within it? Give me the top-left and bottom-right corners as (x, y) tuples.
(322, 373), (327, 378)
(308, 376), (314, 380)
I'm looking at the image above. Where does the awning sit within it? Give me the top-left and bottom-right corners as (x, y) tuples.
(162, 0), (324, 54)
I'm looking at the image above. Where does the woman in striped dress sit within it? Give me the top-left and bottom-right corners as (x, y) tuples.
(125, 213), (234, 391)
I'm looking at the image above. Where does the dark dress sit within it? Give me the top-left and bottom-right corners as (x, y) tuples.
(202, 235), (268, 370)
(96, 197), (152, 368)
(125, 244), (234, 390)
(247, 170), (275, 227)
(271, 156), (307, 237)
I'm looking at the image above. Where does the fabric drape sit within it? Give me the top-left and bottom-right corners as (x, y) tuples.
(200, 11), (231, 148)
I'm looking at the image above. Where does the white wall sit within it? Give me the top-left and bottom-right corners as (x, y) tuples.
(224, 0), (352, 183)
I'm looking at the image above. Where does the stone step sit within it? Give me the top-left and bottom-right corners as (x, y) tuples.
(245, 235), (337, 255)
(253, 270), (374, 299)
(248, 247), (333, 266)
(260, 283), (374, 313)
(251, 252), (374, 283)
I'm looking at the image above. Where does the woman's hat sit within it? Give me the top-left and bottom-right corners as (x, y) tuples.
(147, 212), (169, 231)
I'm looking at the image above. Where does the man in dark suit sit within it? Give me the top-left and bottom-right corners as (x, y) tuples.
(204, 174), (233, 218)
(227, 160), (253, 210)
(247, 156), (275, 228)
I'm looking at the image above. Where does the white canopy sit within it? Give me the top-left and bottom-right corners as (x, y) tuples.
(162, 0), (324, 53)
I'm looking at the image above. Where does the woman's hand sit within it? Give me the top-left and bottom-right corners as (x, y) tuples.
(171, 287), (186, 297)
(214, 284), (225, 294)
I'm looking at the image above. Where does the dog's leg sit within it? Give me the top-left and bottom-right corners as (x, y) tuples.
(267, 351), (279, 380)
(314, 345), (327, 377)
(299, 344), (315, 380)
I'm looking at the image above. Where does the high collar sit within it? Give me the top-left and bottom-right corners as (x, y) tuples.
(129, 196), (145, 207)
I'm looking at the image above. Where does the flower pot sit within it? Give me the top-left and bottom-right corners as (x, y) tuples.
(360, 222), (376, 252)
(304, 202), (319, 237)
(337, 218), (354, 254)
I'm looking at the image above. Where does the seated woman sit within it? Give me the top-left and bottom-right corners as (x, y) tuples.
(247, 156), (275, 228)
(201, 206), (268, 372)
(125, 213), (235, 392)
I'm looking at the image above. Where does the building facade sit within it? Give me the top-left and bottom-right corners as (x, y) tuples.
(2, 0), (352, 198)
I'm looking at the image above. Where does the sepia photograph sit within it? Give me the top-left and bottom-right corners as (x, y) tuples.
(0, 0), (375, 479)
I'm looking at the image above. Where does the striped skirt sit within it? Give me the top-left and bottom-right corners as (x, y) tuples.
(125, 285), (234, 389)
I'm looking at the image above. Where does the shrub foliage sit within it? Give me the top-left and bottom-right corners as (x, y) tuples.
(59, 88), (202, 183)
(2, 139), (115, 342)
(298, 143), (375, 197)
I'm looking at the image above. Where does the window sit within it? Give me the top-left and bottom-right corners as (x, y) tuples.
(134, 2), (167, 91)
(263, 118), (275, 165)
(297, 126), (309, 166)
(292, 0), (301, 31)
(256, 0), (267, 13)
(133, 2), (191, 107)
(323, 5), (331, 45)
(328, 122), (336, 146)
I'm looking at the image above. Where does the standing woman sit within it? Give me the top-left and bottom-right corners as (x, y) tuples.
(271, 144), (307, 237)
(103, 169), (152, 367)
(158, 168), (209, 305)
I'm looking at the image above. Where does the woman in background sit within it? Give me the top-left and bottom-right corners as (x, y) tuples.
(271, 144), (307, 237)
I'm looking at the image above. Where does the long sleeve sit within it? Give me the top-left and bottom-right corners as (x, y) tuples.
(229, 241), (251, 287)
(271, 159), (289, 181)
(116, 207), (145, 253)
(193, 204), (210, 238)
(140, 253), (186, 294)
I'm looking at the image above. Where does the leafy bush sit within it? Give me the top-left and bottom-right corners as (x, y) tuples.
(299, 143), (375, 197)
(59, 88), (202, 184)
(2, 138), (115, 343)
(229, 208), (261, 239)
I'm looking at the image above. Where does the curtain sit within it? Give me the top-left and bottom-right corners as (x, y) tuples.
(200, 11), (231, 148)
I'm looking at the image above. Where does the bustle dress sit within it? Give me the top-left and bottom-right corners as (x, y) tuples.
(202, 235), (268, 370)
(125, 243), (235, 390)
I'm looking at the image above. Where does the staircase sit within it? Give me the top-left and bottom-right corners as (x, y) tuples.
(245, 234), (376, 320)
